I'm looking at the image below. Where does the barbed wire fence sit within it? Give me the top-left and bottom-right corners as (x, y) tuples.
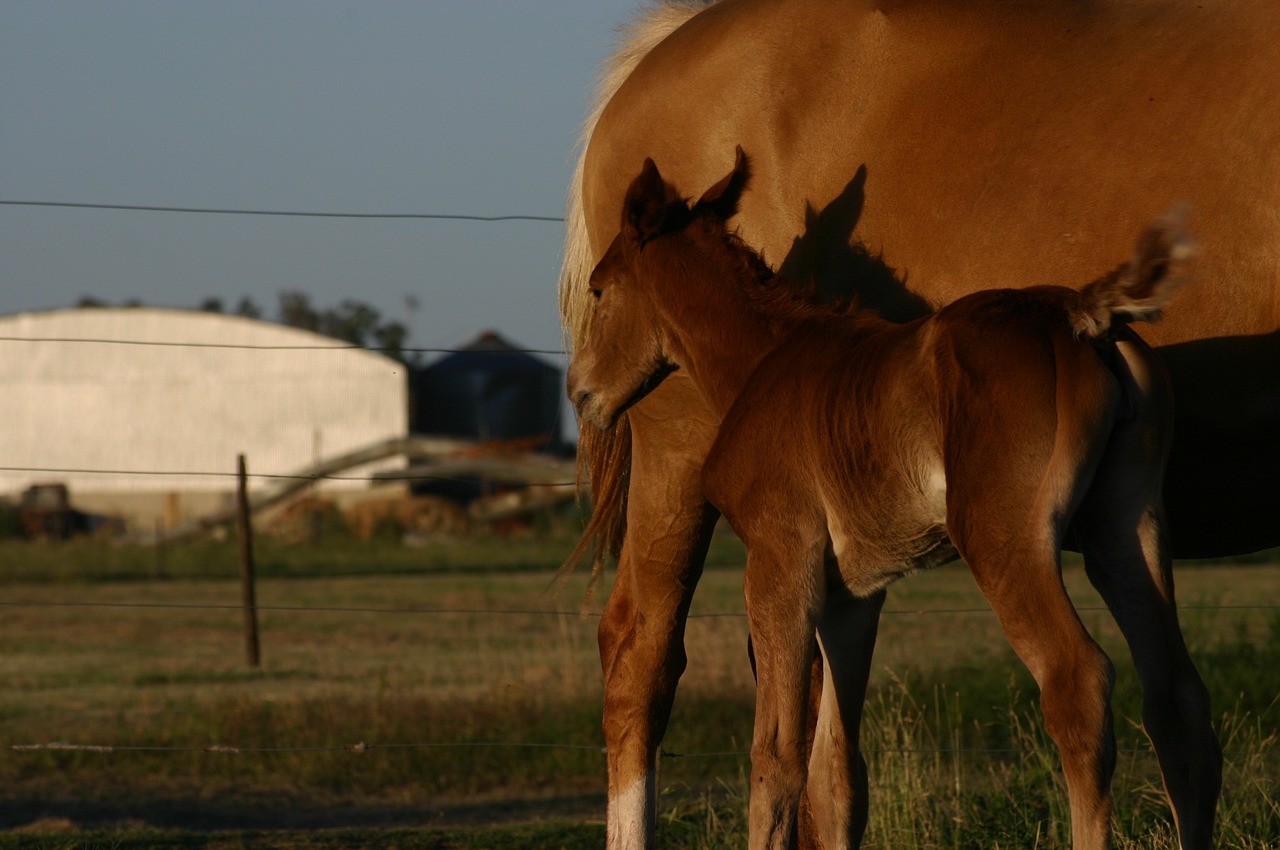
(2, 592), (1278, 760)
(0, 335), (569, 358)
(0, 236), (598, 760)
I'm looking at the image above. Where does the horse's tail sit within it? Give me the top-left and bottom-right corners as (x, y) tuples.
(559, 2), (711, 582)
(1070, 205), (1197, 339)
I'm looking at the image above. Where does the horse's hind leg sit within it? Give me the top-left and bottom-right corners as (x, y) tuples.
(1075, 496), (1220, 850)
(1073, 346), (1221, 849)
(810, 584), (886, 850)
(598, 381), (721, 850)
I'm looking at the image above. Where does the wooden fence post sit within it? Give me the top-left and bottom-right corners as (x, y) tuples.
(153, 517), (167, 579)
(236, 454), (261, 668)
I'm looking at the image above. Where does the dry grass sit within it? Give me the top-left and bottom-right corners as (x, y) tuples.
(0, 537), (1276, 848)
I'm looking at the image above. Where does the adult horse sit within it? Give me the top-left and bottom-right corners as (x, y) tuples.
(560, 1), (1280, 847)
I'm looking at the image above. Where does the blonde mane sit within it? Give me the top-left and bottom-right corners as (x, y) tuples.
(560, 2), (713, 353)
(558, 2), (715, 580)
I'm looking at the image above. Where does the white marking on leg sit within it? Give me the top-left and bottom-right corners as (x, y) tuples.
(607, 776), (652, 850)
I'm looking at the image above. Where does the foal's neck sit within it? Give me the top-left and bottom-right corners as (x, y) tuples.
(670, 265), (828, 419)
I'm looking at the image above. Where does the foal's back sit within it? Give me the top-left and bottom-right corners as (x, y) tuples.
(703, 281), (1158, 593)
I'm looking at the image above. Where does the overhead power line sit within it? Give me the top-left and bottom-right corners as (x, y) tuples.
(0, 199), (565, 222)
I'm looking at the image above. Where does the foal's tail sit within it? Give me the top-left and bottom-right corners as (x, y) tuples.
(1070, 206), (1196, 338)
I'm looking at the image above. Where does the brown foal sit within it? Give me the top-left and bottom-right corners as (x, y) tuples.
(568, 150), (1221, 850)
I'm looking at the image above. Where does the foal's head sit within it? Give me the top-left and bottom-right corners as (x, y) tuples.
(568, 147), (764, 429)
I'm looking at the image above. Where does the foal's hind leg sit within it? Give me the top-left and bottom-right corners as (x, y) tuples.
(810, 584), (886, 850)
(1073, 344), (1221, 849)
(948, 438), (1118, 849)
(960, 532), (1118, 850)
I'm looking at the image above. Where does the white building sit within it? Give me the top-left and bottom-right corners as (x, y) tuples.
(0, 308), (408, 530)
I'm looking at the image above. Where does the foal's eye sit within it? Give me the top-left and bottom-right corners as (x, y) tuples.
(590, 287), (602, 301)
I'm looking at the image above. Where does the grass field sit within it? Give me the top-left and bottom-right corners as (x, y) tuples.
(0, 534), (1276, 848)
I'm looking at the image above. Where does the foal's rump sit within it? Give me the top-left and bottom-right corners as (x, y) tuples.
(928, 288), (1134, 518)
(926, 243), (1191, 550)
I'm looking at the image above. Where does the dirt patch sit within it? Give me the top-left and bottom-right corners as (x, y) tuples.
(0, 792), (605, 833)
(10, 816), (80, 833)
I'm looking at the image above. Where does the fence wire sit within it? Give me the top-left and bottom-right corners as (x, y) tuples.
(0, 335), (567, 356)
(0, 464), (576, 487)
(7, 740), (1272, 760)
(0, 599), (1275, 619)
(4, 590), (1276, 762)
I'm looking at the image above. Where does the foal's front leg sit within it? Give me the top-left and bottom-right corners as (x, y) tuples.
(743, 535), (827, 850)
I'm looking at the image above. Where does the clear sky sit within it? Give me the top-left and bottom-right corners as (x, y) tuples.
(0, 1), (638, 369)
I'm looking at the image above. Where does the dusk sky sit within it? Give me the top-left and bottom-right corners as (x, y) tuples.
(1, 1), (640, 371)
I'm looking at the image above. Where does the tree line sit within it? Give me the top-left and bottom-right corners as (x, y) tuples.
(75, 292), (417, 364)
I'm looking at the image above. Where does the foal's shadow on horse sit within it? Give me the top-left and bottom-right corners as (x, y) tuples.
(775, 171), (1280, 557)
(777, 164), (932, 324)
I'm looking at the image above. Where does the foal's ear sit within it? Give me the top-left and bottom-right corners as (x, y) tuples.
(693, 145), (751, 223)
(624, 157), (690, 245)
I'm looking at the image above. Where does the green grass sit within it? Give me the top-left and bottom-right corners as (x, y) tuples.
(0, 532), (752, 584)
(1, 538), (1276, 848)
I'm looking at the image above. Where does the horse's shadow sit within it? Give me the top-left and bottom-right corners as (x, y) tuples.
(777, 164), (932, 324)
